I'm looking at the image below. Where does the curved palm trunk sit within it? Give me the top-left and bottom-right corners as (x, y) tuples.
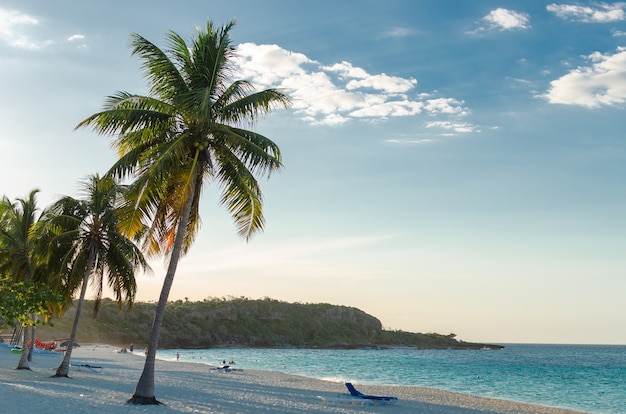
(16, 322), (31, 370)
(128, 189), (195, 405)
(53, 250), (96, 378)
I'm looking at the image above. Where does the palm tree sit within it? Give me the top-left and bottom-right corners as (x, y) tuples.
(0, 190), (50, 370)
(47, 174), (149, 377)
(76, 20), (290, 404)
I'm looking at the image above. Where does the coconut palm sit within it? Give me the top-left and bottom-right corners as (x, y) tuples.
(47, 174), (149, 377)
(0, 190), (52, 369)
(76, 20), (290, 404)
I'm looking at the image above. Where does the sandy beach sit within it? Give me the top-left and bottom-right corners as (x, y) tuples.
(0, 344), (587, 414)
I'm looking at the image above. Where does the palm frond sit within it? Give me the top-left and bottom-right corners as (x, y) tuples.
(78, 20), (289, 264)
(214, 151), (265, 240)
(76, 93), (174, 137)
(219, 88), (291, 126)
(130, 33), (188, 102)
(219, 126), (282, 176)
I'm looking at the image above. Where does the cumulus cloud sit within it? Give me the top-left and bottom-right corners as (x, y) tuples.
(481, 8), (531, 31)
(544, 47), (626, 107)
(233, 42), (471, 128)
(0, 8), (40, 49)
(547, 2), (626, 23)
(324, 61), (417, 93)
(424, 98), (470, 116)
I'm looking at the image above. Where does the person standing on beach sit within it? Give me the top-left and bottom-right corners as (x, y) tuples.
(176, 352), (180, 361)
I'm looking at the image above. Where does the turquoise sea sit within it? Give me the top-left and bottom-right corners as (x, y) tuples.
(157, 344), (626, 414)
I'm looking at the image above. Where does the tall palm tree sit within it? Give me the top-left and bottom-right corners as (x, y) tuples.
(47, 174), (149, 377)
(76, 20), (290, 404)
(0, 190), (50, 370)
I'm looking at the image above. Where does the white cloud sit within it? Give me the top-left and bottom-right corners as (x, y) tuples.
(0, 8), (40, 49)
(346, 73), (417, 93)
(233, 43), (471, 128)
(382, 27), (416, 38)
(0, 8), (81, 50)
(482, 8), (531, 31)
(425, 121), (480, 134)
(547, 2), (626, 23)
(350, 100), (423, 118)
(323, 61), (417, 93)
(67, 34), (85, 42)
(234, 43), (313, 86)
(424, 98), (469, 116)
(385, 138), (433, 145)
(384, 118), (481, 144)
(544, 47), (626, 107)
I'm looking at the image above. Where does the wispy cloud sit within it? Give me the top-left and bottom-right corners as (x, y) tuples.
(385, 138), (433, 145)
(543, 47), (626, 107)
(382, 27), (416, 38)
(547, 2), (626, 23)
(383, 118), (480, 145)
(0, 8), (40, 49)
(612, 28), (626, 36)
(425, 120), (481, 134)
(470, 8), (531, 34)
(67, 34), (84, 42)
(177, 235), (396, 275)
(67, 33), (88, 50)
(0, 8), (87, 51)
(234, 43), (472, 128)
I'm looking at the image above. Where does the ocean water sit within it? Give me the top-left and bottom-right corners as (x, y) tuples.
(156, 344), (626, 414)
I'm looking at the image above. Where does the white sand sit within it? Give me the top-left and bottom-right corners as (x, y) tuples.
(0, 344), (587, 414)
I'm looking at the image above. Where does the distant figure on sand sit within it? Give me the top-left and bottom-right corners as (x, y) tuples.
(129, 343), (134, 352)
(176, 352), (180, 361)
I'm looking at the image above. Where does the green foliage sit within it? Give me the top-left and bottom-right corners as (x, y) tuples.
(36, 297), (501, 350)
(0, 276), (63, 327)
(45, 174), (149, 314)
(0, 189), (65, 329)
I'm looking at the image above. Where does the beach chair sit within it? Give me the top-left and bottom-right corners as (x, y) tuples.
(345, 382), (398, 405)
(213, 365), (243, 373)
(72, 364), (103, 373)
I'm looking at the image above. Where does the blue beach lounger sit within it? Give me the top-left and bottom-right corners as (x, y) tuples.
(72, 364), (103, 373)
(345, 382), (398, 405)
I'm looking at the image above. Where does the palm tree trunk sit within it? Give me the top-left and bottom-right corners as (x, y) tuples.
(53, 249), (96, 378)
(128, 187), (196, 405)
(16, 322), (30, 370)
(28, 316), (35, 362)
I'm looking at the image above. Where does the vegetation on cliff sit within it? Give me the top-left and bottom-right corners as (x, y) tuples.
(32, 297), (502, 350)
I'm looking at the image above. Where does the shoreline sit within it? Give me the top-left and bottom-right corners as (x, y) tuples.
(0, 344), (587, 413)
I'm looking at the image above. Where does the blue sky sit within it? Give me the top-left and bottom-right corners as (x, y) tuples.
(1, 1), (625, 344)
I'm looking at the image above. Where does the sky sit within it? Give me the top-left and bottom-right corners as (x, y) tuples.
(1, 1), (625, 345)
